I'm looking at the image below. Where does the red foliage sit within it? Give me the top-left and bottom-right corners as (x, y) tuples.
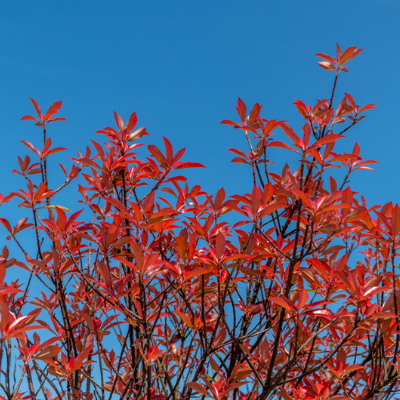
(0, 45), (397, 400)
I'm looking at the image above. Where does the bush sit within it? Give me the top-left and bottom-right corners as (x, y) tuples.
(0, 45), (396, 400)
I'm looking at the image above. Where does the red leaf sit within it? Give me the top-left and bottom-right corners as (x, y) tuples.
(341, 47), (363, 64)
(29, 97), (42, 119)
(230, 157), (248, 164)
(114, 111), (124, 131)
(174, 162), (205, 169)
(163, 136), (174, 163)
(391, 204), (400, 237)
(280, 123), (300, 146)
(216, 231), (225, 259)
(20, 140), (37, 155)
(268, 296), (294, 311)
(336, 43), (343, 63)
(359, 104), (377, 113)
(21, 115), (38, 121)
(220, 119), (239, 126)
(235, 97), (247, 123)
(317, 61), (335, 71)
(124, 112), (138, 133)
(43, 101), (62, 120)
(148, 145), (167, 168)
(345, 93), (356, 109)
(175, 310), (193, 329)
(267, 141), (296, 152)
(127, 127), (147, 142)
(36, 345), (60, 360)
(186, 383), (209, 396)
(248, 102), (262, 124)
(310, 134), (342, 150)
(315, 52), (335, 63)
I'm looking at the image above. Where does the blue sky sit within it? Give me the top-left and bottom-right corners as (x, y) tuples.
(0, 1), (399, 223)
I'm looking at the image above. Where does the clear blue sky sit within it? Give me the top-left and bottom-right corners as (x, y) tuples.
(0, 1), (398, 221)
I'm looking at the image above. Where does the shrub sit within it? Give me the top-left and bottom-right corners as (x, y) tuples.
(0, 45), (397, 400)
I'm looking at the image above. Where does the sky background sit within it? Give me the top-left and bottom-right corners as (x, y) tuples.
(0, 1), (399, 236)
